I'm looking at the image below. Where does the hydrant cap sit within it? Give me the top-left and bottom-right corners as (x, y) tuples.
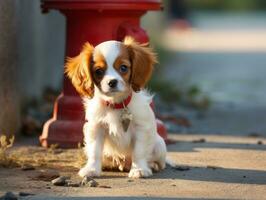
(41, 0), (162, 12)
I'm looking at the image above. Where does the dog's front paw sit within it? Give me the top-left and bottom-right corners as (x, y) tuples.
(128, 168), (152, 178)
(78, 166), (101, 178)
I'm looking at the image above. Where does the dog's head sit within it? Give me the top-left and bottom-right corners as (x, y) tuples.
(65, 36), (157, 99)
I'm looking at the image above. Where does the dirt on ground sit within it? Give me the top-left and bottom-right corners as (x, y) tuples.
(0, 134), (266, 200)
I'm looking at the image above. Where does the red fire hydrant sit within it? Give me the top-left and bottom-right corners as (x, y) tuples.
(40, 0), (167, 148)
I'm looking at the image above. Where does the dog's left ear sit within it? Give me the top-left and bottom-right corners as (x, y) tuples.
(65, 43), (95, 98)
(124, 36), (158, 92)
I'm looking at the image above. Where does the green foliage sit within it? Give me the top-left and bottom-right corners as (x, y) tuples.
(149, 78), (211, 110)
(148, 78), (181, 102)
(185, 0), (266, 11)
(187, 85), (201, 98)
(149, 40), (211, 110)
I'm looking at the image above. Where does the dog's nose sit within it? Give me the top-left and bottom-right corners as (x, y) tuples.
(108, 79), (118, 88)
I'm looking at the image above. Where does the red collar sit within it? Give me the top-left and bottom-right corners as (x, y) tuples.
(103, 94), (132, 109)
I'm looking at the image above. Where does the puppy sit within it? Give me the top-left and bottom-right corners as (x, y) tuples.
(65, 36), (167, 178)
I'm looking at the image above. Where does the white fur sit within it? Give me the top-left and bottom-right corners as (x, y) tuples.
(94, 41), (127, 96)
(78, 41), (167, 178)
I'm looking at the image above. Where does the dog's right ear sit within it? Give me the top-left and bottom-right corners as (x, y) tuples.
(65, 43), (94, 98)
(123, 36), (157, 92)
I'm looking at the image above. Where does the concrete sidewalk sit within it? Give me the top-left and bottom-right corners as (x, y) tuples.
(0, 133), (265, 200)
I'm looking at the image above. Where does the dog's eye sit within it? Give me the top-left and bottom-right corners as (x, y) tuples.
(95, 68), (105, 77)
(119, 65), (128, 73)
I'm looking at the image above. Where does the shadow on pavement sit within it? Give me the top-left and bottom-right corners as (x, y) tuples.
(152, 165), (266, 185)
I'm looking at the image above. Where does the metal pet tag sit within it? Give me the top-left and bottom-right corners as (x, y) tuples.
(120, 108), (133, 132)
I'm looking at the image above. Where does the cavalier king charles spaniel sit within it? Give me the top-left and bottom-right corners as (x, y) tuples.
(65, 36), (167, 178)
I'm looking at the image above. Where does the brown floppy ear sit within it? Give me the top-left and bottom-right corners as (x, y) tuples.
(65, 43), (94, 98)
(124, 36), (157, 92)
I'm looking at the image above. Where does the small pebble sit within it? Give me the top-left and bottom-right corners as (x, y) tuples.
(81, 177), (98, 187)
(173, 166), (190, 171)
(87, 180), (98, 187)
(127, 179), (134, 182)
(0, 192), (17, 200)
(192, 138), (206, 143)
(67, 182), (80, 187)
(257, 140), (263, 145)
(21, 165), (35, 171)
(99, 185), (112, 189)
(206, 165), (219, 170)
(18, 192), (34, 197)
(243, 175), (246, 178)
(51, 176), (70, 186)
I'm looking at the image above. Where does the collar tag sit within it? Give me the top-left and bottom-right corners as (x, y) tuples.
(120, 107), (133, 132)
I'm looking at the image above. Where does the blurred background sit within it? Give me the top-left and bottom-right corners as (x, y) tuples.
(1, 0), (266, 138)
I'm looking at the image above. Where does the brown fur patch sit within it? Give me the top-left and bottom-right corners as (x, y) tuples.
(123, 36), (157, 92)
(113, 45), (132, 84)
(65, 43), (94, 98)
(91, 52), (107, 88)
